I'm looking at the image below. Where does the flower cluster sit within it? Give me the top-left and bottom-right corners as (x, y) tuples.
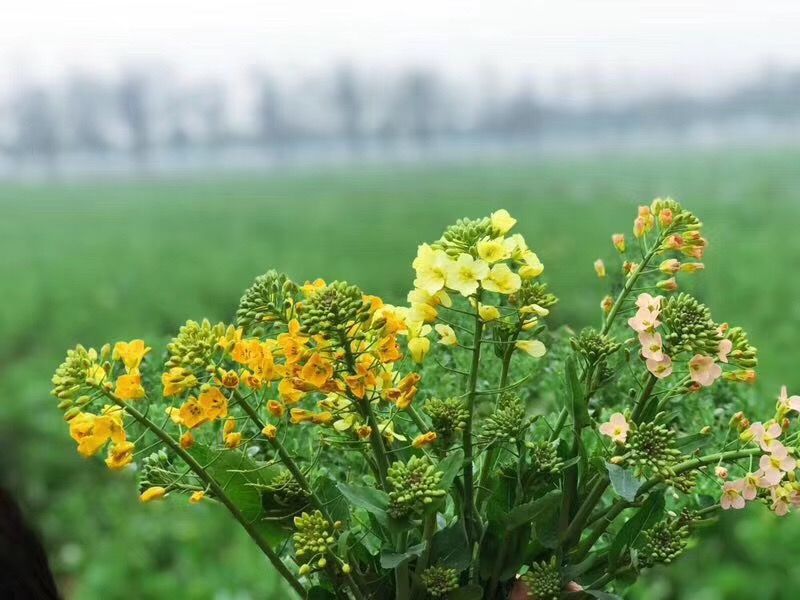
(51, 203), (799, 600)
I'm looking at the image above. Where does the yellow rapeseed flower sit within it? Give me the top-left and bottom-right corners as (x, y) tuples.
(515, 340), (547, 358)
(478, 304), (501, 322)
(491, 209), (517, 235)
(482, 263), (521, 294)
(445, 254), (489, 297)
(114, 372), (145, 400)
(477, 237), (510, 264)
(518, 251), (544, 279)
(434, 324), (457, 346)
(113, 339), (151, 372)
(105, 440), (135, 471)
(413, 244), (452, 294)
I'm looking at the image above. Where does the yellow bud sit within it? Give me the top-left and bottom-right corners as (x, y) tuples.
(593, 259), (606, 278)
(612, 233), (626, 252)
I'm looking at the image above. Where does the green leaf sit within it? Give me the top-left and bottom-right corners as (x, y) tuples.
(448, 584), (483, 600)
(608, 491), (665, 568)
(437, 449), (464, 490)
(379, 542), (426, 569)
(430, 523), (471, 570)
(675, 432), (713, 451)
(187, 444), (288, 544)
(315, 476), (349, 522)
(606, 463), (643, 502)
(504, 490), (562, 531)
(532, 492), (561, 549)
(337, 482), (390, 516)
(565, 356), (590, 431)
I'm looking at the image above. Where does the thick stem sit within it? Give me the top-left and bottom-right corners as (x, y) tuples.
(395, 531), (410, 600)
(104, 391), (306, 598)
(572, 447), (760, 561)
(475, 340), (515, 509)
(462, 296), (484, 551)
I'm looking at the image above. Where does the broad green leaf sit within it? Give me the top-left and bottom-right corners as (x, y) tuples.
(608, 491), (665, 568)
(337, 482), (390, 516)
(315, 476), (349, 522)
(504, 490), (563, 531)
(532, 492), (561, 549)
(379, 542), (426, 569)
(606, 463), (643, 502)
(430, 523), (471, 570)
(187, 444), (288, 544)
(437, 449), (465, 490)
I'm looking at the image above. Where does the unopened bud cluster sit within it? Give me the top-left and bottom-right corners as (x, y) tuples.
(434, 216), (493, 255)
(639, 519), (689, 567)
(420, 565), (459, 598)
(526, 440), (563, 477)
(166, 319), (227, 371)
(626, 421), (682, 477)
(298, 281), (371, 337)
(138, 450), (176, 493)
(387, 456), (445, 519)
(660, 294), (721, 355)
(424, 397), (468, 448)
(571, 328), (621, 365)
(266, 469), (310, 509)
(521, 557), (562, 600)
(293, 510), (336, 565)
(510, 280), (559, 311)
(481, 393), (529, 444)
(236, 270), (298, 332)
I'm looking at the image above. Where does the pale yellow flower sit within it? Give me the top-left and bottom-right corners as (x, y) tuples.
(478, 304), (501, 322)
(434, 324), (458, 346)
(515, 339), (547, 357)
(491, 209), (517, 235)
(477, 237), (510, 263)
(412, 243), (452, 294)
(445, 254), (489, 297)
(518, 251), (544, 279)
(482, 263), (521, 294)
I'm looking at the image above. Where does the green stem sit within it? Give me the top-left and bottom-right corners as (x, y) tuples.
(462, 294), (485, 552)
(341, 332), (391, 490)
(395, 531), (410, 600)
(561, 477), (609, 547)
(475, 339), (515, 509)
(601, 240), (663, 337)
(630, 374), (659, 424)
(235, 393), (367, 599)
(104, 391), (306, 598)
(572, 447), (760, 561)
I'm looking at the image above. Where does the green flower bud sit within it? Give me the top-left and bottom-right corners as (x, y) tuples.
(433, 216), (494, 256)
(626, 421), (683, 478)
(387, 456), (446, 519)
(639, 519), (690, 567)
(292, 510), (336, 562)
(297, 281), (371, 339)
(424, 397), (468, 448)
(236, 270), (299, 334)
(263, 469), (310, 511)
(481, 392), (529, 445)
(420, 565), (459, 598)
(660, 294), (721, 355)
(51, 345), (103, 400)
(520, 557), (562, 600)
(166, 319), (227, 372)
(570, 328), (620, 364)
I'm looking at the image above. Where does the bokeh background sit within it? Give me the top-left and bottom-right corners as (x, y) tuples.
(2, 1), (800, 598)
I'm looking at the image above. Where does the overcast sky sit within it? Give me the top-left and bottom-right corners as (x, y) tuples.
(2, 0), (800, 92)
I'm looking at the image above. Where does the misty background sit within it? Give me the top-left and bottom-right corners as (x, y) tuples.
(1, 0), (799, 178)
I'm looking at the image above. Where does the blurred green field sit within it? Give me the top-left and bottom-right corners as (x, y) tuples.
(2, 147), (800, 599)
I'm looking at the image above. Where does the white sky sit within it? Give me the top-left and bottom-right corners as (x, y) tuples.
(2, 0), (800, 92)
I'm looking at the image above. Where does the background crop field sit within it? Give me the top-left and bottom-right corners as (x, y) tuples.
(2, 147), (800, 599)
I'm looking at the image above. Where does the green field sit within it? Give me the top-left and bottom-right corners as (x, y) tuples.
(2, 147), (800, 598)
